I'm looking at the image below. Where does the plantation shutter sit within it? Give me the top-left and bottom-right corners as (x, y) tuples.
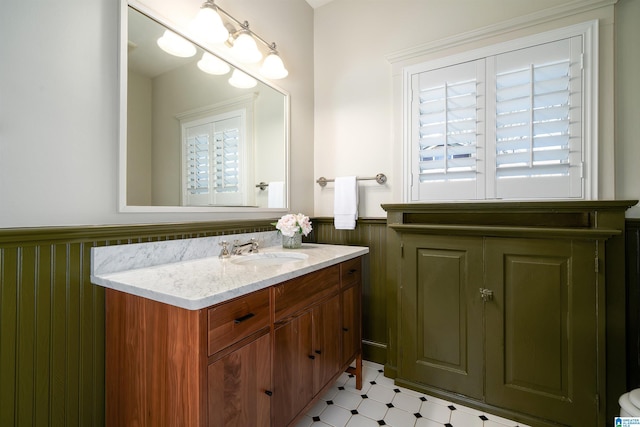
(411, 59), (485, 201)
(488, 37), (583, 199)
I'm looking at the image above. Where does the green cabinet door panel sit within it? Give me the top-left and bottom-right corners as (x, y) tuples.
(484, 238), (597, 426)
(399, 234), (484, 399)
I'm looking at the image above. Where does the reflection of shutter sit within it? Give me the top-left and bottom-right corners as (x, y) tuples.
(214, 127), (240, 193)
(186, 134), (210, 195)
(181, 109), (247, 206)
(491, 37), (583, 198)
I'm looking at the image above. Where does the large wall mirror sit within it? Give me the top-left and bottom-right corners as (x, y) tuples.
(120, 2), (289, 212)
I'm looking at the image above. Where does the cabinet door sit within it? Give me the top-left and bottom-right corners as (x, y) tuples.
(273, 312), (314, 427)
(399, 234), (484, 399)
(207, 332), (271, 427)
(342, 283), (361, 365)
(484, 238), (598, 426)
(312, 295), (342, 395)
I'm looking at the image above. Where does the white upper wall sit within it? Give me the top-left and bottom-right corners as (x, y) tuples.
(313, 0), (640, 218)
(615, 0), (640, 218)
(1, 0), (638, 227)
(0, 0), (314, 227)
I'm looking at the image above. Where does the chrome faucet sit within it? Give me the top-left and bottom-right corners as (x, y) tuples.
(231, 238), (259, 255)
(218, 241), (231, 258)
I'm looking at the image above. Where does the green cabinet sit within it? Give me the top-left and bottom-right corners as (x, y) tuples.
(401, 234), (599, 426)
(383, 201), (636, 427)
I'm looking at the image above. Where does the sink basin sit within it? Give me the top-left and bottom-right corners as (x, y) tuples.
(230, 252), (309, 266)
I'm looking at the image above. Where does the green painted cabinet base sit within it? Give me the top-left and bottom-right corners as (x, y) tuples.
(383, 201), (636, 427)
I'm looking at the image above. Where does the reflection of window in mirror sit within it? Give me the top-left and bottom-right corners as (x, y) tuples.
(179, 97), (255, 207)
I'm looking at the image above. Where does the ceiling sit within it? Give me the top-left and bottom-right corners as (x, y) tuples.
(305, 0), (335, 9)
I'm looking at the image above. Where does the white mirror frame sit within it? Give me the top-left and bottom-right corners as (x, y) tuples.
(118, 0), (290, 213)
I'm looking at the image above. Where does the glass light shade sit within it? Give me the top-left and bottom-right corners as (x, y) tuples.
(231, 31), (262, 63)
(228, 69), (257, 88)
(197, 52), (230, 75)
(260, 51), (289, 79)
(157, 30), (196, 57)
(190, 6), (229, 44)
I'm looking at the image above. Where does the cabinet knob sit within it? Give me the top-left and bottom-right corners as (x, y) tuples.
(343, 327), (349, 332)
(315, 350), (322, 355)
(479, 288), (494, 302)
(264, 390), (273, 396)
(348, 269), (357, 275)
(308, 355), (316, 360)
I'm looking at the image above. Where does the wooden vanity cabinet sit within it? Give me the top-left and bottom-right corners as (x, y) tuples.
(105, 257), (363, 427)
(272, 260), (363, 427)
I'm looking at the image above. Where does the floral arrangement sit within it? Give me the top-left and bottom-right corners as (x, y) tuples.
(274, 213), (313, 237)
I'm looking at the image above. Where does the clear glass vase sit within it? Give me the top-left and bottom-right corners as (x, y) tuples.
(282, 232), (302, 249)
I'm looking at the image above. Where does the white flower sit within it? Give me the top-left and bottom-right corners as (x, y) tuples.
(274, 213), (313, 237)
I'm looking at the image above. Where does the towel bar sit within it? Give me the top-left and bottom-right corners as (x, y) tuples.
(316, 173), (387, 187)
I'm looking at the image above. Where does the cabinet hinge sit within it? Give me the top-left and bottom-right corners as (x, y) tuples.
(594, 256), (599, 273)
(401, 242), (404, 258)
(580, 53), (585, 70)
(595, 393), (600, 408)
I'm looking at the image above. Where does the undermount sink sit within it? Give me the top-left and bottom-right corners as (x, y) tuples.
(230, 252), (309, 266)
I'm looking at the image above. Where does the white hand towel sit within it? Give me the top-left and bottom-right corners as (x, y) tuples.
(268, 181), (285, 208)
(334, 176), (358, 230)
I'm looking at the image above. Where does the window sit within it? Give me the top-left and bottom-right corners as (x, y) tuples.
(405, 21), (596, 201)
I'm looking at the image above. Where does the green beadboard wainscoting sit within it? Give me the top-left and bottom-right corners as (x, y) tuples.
(627, 219), (640, 390)
(312, 218), (388, 365)
(1, 217), (637, 426)
(0, 220), (276, 427)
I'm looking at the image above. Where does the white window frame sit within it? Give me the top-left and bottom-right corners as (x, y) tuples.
(402, 20), (598, 202)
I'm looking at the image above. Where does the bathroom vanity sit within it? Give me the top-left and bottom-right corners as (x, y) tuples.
(91, 234), (367, 427)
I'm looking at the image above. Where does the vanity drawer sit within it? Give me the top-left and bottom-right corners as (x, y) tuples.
(273, 264), (340, 322)
(341, 257), (362, 289)
(207, 288), (270, 356)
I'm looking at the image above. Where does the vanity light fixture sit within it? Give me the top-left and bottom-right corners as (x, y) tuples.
(156, 30), (196, 57)
(197, 52), (231, 75)
(189, 1), (289, 79)
(228, 69), (257, 88)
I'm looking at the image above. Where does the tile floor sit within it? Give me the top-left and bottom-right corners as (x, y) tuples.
(296, 361), (531, 427)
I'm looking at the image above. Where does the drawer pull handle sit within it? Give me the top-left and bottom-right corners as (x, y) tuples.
(308, 355), (316, 360)
(234, 312), (255, 324)
(264, 390), (273, 396)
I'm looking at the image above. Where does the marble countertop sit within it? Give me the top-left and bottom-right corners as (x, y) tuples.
(91, 233), (368, 310)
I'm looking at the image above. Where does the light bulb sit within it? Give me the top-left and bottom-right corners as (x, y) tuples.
(260, 51), (288, 79)
(197, 52), (231, 75)
(228, 69), (257, 88)
(231, 31), (262, 63)
(156, 30), (196, 58)
(191, 5), (229, 44)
